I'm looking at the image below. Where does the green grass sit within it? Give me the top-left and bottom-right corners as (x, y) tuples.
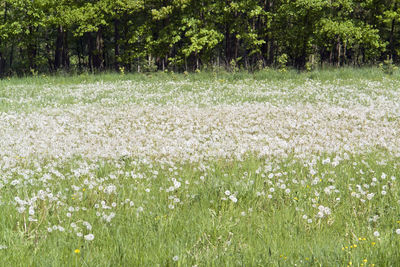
(1, 66), (399, 86)
(1, 152), (400, 266)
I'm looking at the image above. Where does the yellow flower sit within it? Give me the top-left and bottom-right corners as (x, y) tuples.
(74, 249), (80, 254)
(353, 244), (357, 248)
(348, 261), (352, 265)
(363, 259), (368, 263)
(82, 188), (86, 192)
(371, 242), (376, 246)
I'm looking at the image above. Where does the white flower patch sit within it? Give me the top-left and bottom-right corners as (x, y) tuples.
(104, 184), (117, 194)
(1, 90), (400, 162)
(316, 205), (331, 218)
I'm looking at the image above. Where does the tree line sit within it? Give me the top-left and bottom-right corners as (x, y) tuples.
(0, 0), (399, 76)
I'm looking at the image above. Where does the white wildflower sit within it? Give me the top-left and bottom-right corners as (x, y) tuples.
(84, 234), (95, 241)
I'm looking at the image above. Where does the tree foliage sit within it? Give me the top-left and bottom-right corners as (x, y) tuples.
(0, 0), (399, 75)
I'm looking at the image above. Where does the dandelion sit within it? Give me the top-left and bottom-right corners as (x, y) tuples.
(17, 207), (26, 213)
(83, 221), (92, 230)
(74, 249), (80, 254)
(229, 195), (237, 203)
(84, 234), (94, 241)
(28, 207), (35, 215)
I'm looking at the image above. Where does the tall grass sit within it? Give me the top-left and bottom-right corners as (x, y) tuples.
(1, 66), (398, 87)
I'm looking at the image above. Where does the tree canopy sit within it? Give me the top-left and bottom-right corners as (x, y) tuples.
(0, 0), (399, 75)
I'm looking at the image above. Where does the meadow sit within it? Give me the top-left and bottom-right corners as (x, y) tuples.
(0, 68), (400, 266)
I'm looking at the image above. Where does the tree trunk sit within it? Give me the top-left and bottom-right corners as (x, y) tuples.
(225, 26), (231, 65)
(0, 51), (4, 77)
(9, 44), (14, 71)
(45, 31), (53, 72)
(0, 2), (7, 76)
(337, 37), (341, 67)
(62, 30), (70, 69)
(55, 26), (63, 70)
(77, 38), (82, 70)
(389, 8), (396, 61)
(27, 26), (37, 71)
(114, 19), (120, 71)
(234, 38), (239, 62)
(88, 33), (94, 72)
(93, 29), (104, 69)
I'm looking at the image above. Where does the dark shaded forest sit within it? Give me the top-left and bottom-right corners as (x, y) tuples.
(0, 0), (399, 76)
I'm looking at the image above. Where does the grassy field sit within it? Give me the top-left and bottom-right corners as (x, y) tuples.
(0, 68), (400, 266)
